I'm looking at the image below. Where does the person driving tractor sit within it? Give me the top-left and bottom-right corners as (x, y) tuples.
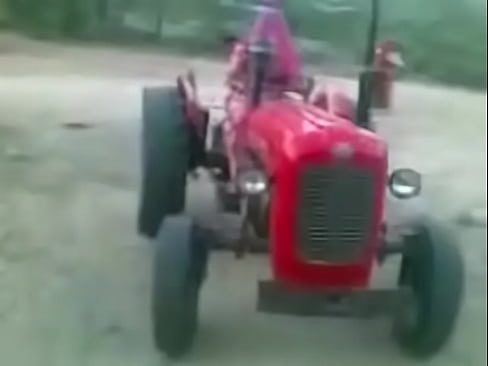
(226, 0), (305, 98)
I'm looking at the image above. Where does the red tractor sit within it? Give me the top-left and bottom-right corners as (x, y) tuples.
(137, 0), (464, 360)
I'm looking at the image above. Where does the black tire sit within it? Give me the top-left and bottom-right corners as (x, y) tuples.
(138, 87), (190, 238)
(392, 218), (464, 358)
(247, 194), (269, 239)
(188, 109), (209, 172)
(152, 215), (208, 359)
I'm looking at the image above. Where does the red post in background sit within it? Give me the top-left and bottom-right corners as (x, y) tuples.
(373, 41), (404, 109)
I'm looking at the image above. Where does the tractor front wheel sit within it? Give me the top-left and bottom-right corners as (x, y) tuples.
(392, 218), (464, 358)
(152, 215), (209, 359)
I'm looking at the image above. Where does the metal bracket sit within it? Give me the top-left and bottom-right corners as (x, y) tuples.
(378, 241), (405, 264)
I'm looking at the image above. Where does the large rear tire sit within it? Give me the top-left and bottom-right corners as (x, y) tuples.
(138, 87), (190, 238)
(392, 218), (464, 358)
(152, 215), (209, 359)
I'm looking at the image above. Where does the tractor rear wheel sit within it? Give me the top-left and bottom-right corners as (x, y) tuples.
(392, 218), (464, 358)
(138, 87), (190, 238)
(152, 215), (209, 359)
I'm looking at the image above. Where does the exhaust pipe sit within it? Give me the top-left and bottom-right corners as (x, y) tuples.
(356, 0), (379, 130)
(248, 39), (273, 107)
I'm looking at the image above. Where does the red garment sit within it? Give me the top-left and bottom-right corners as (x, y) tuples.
(373, 40), (403, 109)
(227, 0), (302, 88)
(246, 1), (302, 81)
(375, 41), (402, 71)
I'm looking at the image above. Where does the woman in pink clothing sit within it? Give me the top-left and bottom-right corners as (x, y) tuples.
(226, 0), (304, 94)
(223, 0), (307, 181)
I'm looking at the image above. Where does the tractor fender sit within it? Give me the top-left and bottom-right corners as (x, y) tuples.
(310, 84), (355, 121)
(177, 70), (208, 136)
(177, 71), (209, 171)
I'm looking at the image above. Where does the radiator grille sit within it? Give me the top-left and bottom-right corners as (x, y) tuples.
(297, 165), (374, 263)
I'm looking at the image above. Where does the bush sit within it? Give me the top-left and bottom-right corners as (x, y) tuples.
(4, 0), (91, 37)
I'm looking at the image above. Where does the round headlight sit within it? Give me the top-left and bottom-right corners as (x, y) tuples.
(237, 169), (267, 195)
(389, 168), (421, 199)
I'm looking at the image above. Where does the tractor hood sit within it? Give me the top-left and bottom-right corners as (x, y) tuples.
(246, 99), (387, 176)
(247, 98), (388, 287)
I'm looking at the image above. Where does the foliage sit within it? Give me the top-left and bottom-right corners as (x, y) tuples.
(1, 0), (486, 89)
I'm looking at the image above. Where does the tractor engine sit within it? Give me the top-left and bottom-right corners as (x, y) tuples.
(245, 100), (388, 288)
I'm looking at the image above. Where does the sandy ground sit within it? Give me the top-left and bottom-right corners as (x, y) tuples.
(0, 33), (486, 366)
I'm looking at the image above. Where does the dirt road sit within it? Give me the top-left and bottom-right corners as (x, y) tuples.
(0, 34), (486, 366)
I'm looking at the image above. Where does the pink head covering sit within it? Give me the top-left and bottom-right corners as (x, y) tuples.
(245, 0), (302, 81)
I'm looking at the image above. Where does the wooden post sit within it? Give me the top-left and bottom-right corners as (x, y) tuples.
(154, 0), (164, 39)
